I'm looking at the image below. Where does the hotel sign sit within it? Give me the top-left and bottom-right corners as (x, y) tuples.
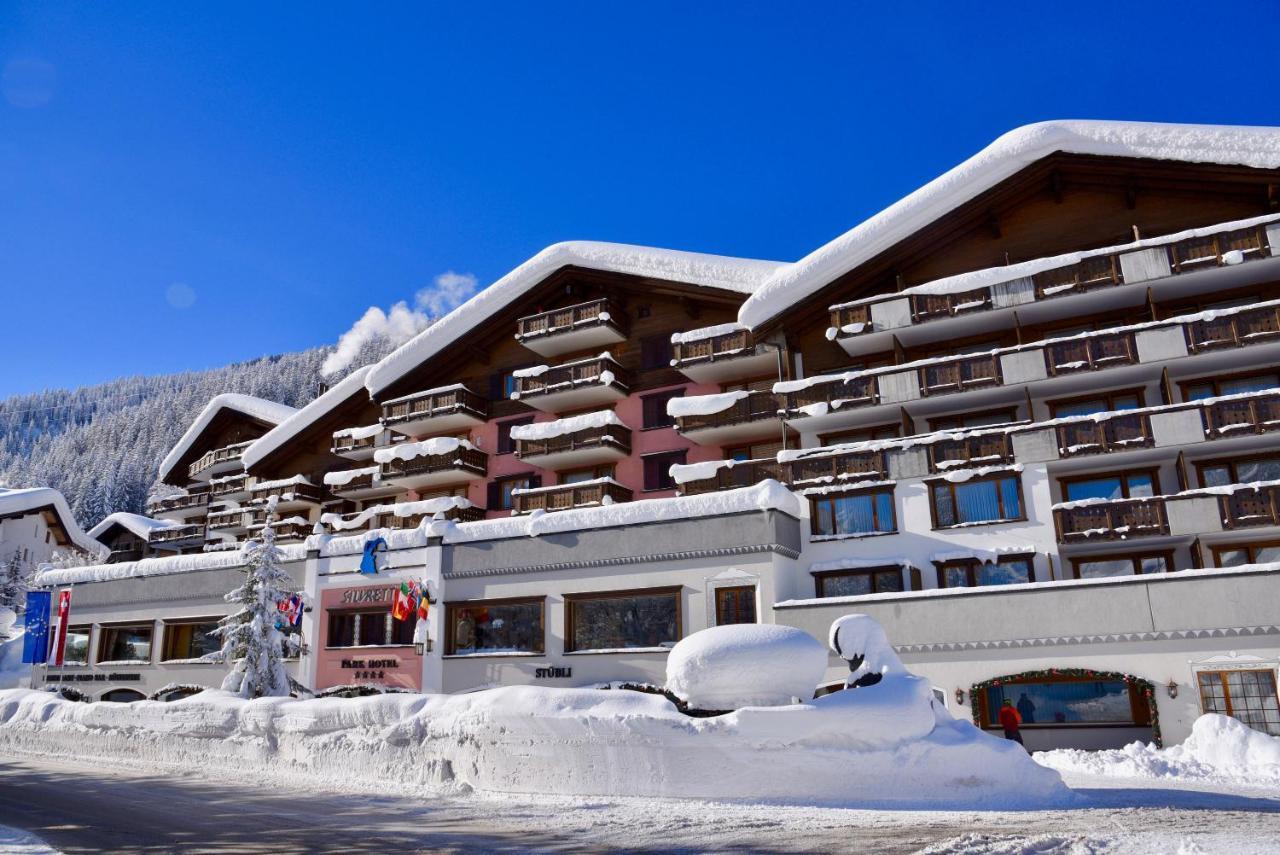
(339, 587), (394, 606)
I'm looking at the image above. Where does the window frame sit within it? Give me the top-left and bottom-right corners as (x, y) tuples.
(161, 616), (223, 662)
(1210, 541), (1280, 568)
(1196, 668), (1280, 736)
(1057, 467), (1161, 504)
(443, 596), (547, 657)
(1047, 387), (1147, 419)
(1195, 453), (1280, 489)
(563, 585), (683, 654)
(819, 423), (902, 446)
(496, 416), (535, 455)
(640, 388), (684, 430)
(713, 585), (758, 626)
(493, 473), (536, 510)
(927, 472), (1026, 530)
(976, 673), (1152, 730)
(809, 486), (898, 538)
(934, 554), (1037, 588)
(60, 625), (92, 665)
(1180, 369), (1280, 401)
(1069, 551), (1175, 579)
(927, 407), (1018, 432)
(95, 622), (155, 664)
(812, 566), (907, 597)
(641, 449), (687, 492)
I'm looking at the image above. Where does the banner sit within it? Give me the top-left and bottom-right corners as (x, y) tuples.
(50, 590), (72, 667)
(21, 591), (51, 665)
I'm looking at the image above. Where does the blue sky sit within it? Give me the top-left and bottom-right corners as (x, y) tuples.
(2, 2), (1277, 397)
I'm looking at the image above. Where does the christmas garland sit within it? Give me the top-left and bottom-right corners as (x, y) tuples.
(969, 668), (1161, 748)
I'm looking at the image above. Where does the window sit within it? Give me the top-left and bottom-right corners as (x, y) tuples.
(640, 335), (673, 370)
(714, 586), (757, 625)
(1072, 553), (1172, 579)
(725, 441), (782, 462)
(641, 389), (683, 429)
(445, 598), (545, 655)
(100, 689), (146, 703)
(496, 417), (534, 455)
(928, 408), (1018, 432)
(1049, 389), (1145, 418)
(810, 489), (896, 537)
(1199, 455), (1280, 488)
(162, 620), (221, 661)
(488, 474), (539, 510)
(1184, 371), (1280, 401)
(97, 624), (153, 663)
(1061, 470), (1158, 503)
(814, 567), (905, 597)
(491, 366), (535, 400)
(561, 465), (614, 484)
(937, 556), (1035, 588)
(62, 627), (90, 665)
(1212, 542), (1280, 567)
(820, 424), (901, 446)
(642, 450), (686, 492)
(1197, 669), (1280, 735)
(565, 587), (681, 652)
(327, 610), (414, 648)
(930, 474), (1023, 528)
(980, 677), (1148, 728)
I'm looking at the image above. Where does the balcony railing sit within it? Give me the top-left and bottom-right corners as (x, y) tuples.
(671, 328), (755, 367)
(331, 427), (390, 457)
(783, 375), (879, 415)
(209, 474), (250, 498)
(381, 386), (488, 429)
(1045, 332), (1137, 376)
(1220, 485), (1280, 530)
(928, 433), (1013, 471)
(515, 298), (623, 342)
(513, 357), (632, 400)
(146, 490), (210, 516)
(248, 520), (311, 541)
(910, 287), (993, 323)
(1169, 223), (1271, 273)
(921, 354), (1001, 396)
(676, 390), (782, 434)
(378, 447), (488, 482)
(248, 481), (326, 506)
(679, 459), (788, 496)
(1186, 304), (1280, 354)
(828, 303), (872, 337)
(1202, 392), (1280, 438)
(107, 547), (144, 564)
(148, 524), (205, 546)
(788, 449), (885, 485)
(1054, 498), (1169, 542)
(515, 424), (632, 461)
(1032, 254), (1122, 299)
(326, 469), (395, 497)
(377, 506), (486, 528)
(511, 480), (633, 514)
(188, 441), (252, 479)
(206, 509), (247, 531)
(1056, 412), (1154, 458)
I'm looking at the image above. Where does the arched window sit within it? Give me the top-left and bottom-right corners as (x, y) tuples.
(99, 688), (146, 703)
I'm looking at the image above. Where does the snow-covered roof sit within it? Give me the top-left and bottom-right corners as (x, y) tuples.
(158, 394), (298, 482)
(0, 487), (98, 554)
(241, 366), (373, 472)
(738, 120), (1280, 329)
(365, 241), (786, 397)
(87, 512), (178, 542)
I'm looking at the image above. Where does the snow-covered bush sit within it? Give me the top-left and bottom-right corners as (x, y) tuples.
(43, 686), (89, 703)
(665, 624), (827, 711)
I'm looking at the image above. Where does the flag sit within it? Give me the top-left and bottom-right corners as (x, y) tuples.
(50, 590), (72, 667)
(359, 537), (387, 575)
(416, 582), (430, 621)
(276, 595), (303, 628)
(391, 581), (413, 622)
(21, 591), (51, 665)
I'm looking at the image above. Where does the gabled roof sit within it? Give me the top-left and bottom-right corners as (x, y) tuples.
(241, 366), (373, 472)
(87, 512), (177, 543)
(157, 393), (298, 483)
(737, 120), (1280, 330)
(364, 241), (786, 398)
(0, 487), (98, 554)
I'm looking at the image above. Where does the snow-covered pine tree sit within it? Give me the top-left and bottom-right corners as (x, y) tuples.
(213, 499), (305, 698)
(0, 551), (28, 616)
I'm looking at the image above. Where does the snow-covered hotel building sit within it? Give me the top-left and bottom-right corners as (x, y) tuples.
(30, 121), (1280, 749)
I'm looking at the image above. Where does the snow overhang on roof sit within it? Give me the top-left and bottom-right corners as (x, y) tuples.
(241, 366), (373, 472)
(157, 394), (298, 483)
(737, 119), (1280, 330)
(0, 486), (98, 554)
(364, 241), (787, 398)
(87, 511), (177, 543)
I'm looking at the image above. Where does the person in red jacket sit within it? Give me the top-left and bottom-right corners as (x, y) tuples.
(998, 698), (1027, 750)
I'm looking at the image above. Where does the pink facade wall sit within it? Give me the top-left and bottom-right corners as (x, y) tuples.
(315, 584), (422, 691)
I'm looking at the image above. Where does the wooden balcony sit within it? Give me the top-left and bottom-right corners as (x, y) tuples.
(325, 467), (400, 500)
(146, 490), (210, 520)
(205, 508), (249, 532)
(910, 287), (993, 323)
(1202, 392), (1280, 438)
(514, 298), (627, 358)
(1045, 332), (1137, 376)
(378, 446), (488, 491)
(513, 356), (631, 413)
(107, 547), (144, 564)
(1220, 485), (1280, 530)
(1185, 304), (1280, 354)
(381, 385), (487, 437)
(678, 459), (788, 496)
(208, 474), (251, 500)
(1168, 224), (1271, 274)
(248, 520), (311, 542)
(920, 354), (1001, 396)
(670, 327), (777, 383)
(788, 449), (885, 485)
(675, 390), (785, 445)
(1054, 498), (1168, 542)
(148, 524), (205, 548)
(188, 441), (252, 481)
(511, 479), (632, 515)
(1056, 412), (1154, 458)
(248, 480), (326, 512)
(376, 505), (486, 528)
(928, 433), (1013, 472)
(331, 426), (396, 460)
(782, 375), (879, 419)
(515, 424), (632, 470)
(1032, 254), (1122, 299)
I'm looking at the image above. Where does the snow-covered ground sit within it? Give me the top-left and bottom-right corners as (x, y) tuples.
(0, 825), (58, 855)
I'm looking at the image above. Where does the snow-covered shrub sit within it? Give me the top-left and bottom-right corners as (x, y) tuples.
(315, 683), (410, 699)
(149, 683), (208, 702)
(43, 686), (89, 703)
(665, 624), (827, 711)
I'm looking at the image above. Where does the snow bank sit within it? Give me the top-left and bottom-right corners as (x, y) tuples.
(1037, 714), (1280, 789)
(508, 410), (626, 441)
(322, 465), (380, 487)
(665, 624), (827, 710)
(332, 423), (384, 441)
(0, 628), (29, 690)
(320, 497), (476, 532)
(30, 543), (308, 587)
(666, 390), (751, 419)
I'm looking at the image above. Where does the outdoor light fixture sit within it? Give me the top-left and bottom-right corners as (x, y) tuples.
(415, 639), (433, 656)
(954, 688), (965, 706)
(1166, 680), (1178, 699)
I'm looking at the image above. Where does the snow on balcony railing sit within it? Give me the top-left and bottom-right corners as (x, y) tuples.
(824, 213), (1280, 341)
(331, 423), (389, 455)
(511, 352), (631, 400)
(248, 475), (325, 505)
(375, 437), (487, 479)
(669, 323), (756, 365)
(188, 441), (253, 479)
(668, 390), (781, 433)
(321, 496), (482, 532)
(146, 490), (210, 515)
(510, 477), (633, 514)
(515, 298), (624, 341)
(511, 410), (631, 459)
(380, 384), (487, 427)
(671, 458), (788, 496)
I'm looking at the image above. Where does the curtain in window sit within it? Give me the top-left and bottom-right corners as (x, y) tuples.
(978, 559), (1032, 586)
(955, 480), (1001, 523)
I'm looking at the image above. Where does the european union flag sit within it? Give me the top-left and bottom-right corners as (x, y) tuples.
(22, 591), (51, 665)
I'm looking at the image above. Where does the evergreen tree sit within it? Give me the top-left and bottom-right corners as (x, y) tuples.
(0, 551), (28, 616)
(213, 500), (305, 698)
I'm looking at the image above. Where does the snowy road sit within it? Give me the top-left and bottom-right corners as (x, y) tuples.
(1, 755), (1280, 854)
